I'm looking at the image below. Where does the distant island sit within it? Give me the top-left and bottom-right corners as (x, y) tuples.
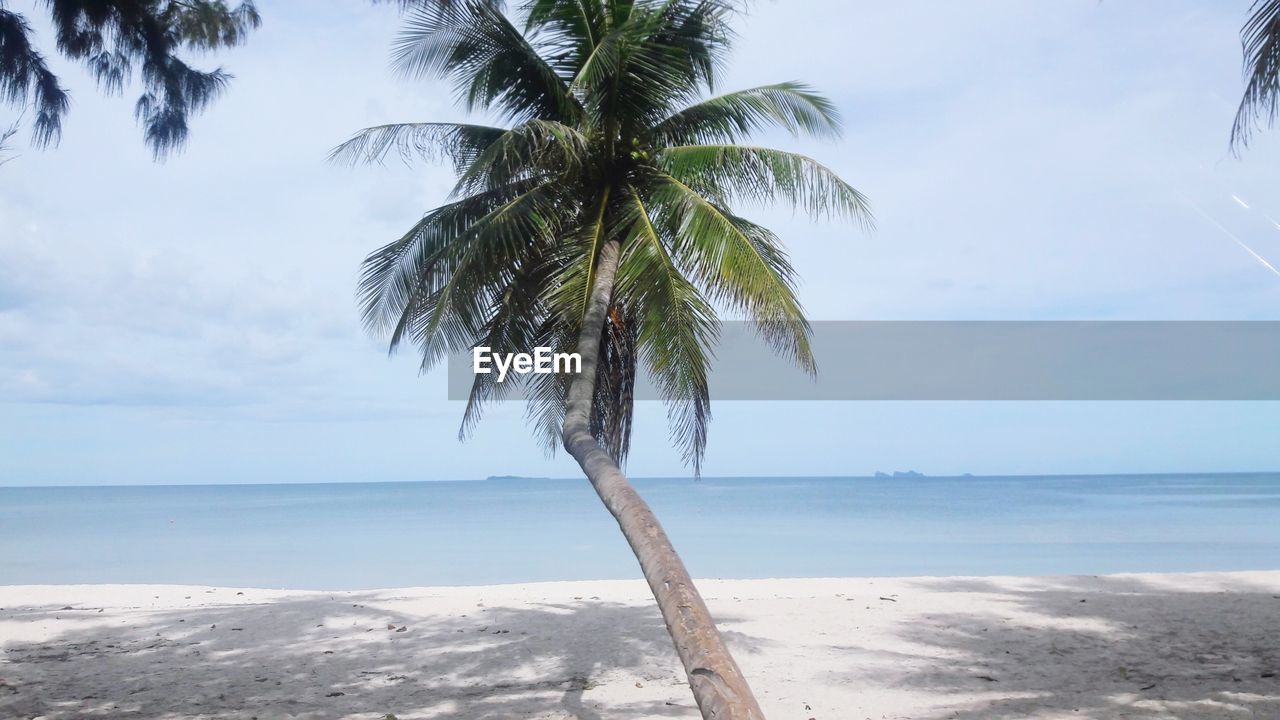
(485, 475), (554, 482)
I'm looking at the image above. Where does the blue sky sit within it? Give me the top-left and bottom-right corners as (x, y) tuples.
(3, 0), (1280, 486)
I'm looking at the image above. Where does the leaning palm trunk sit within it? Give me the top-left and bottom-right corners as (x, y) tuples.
(340, 3), (870, 716)
(562, 238), (766, 720)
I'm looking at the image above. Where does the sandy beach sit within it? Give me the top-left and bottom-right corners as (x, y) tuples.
(1, 572), (1277, 719)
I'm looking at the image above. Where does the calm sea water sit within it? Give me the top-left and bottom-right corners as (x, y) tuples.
(2, 474), (1278, 589)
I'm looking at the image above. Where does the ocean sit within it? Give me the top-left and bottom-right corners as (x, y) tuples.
(2, 473), (1278, 589)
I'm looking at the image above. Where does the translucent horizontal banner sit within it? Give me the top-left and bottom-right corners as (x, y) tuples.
(447, 321), (1280, 401)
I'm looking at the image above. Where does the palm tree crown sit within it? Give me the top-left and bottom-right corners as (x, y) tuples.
(334, 0), (870, 472)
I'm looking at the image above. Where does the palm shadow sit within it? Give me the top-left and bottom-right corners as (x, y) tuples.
(0, 589), (764, 719)
(846, 574), (1280, 719)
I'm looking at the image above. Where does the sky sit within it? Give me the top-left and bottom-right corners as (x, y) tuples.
(3, 0), (1280, 486)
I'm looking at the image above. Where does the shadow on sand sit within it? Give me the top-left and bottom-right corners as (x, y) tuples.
(4, 575), (1278, 719)
(878, 574), (1280, 719)
(0, 591), (741, 719)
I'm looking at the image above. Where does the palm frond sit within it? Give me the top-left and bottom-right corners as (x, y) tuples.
(1233, 0), (1280, 150)
(615, 185), (719, 471)
(605, 0), (735, 129)
(451, 118), (591, 196)
(393, 0), (578, 122)
(650, 173), (814, 373)
(657, 144), (873, 224)
(358, 185), (516, 340)
(523, 0), (607, 78)
(328, 122), (508, 172)
(574, 187), (617, 320)
(458, 241), (556, 440)
(359, 179), (564, 369)
(402, 183), (565, 369)
(523, 318), (581, 454)
(650, 82), (840, 146)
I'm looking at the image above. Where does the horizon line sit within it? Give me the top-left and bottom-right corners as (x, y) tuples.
(2, 469), (1278, 490)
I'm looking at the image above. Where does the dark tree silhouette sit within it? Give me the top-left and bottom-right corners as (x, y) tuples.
(0, 0), (259, 157)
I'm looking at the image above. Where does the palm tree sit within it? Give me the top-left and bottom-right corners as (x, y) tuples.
(1234, 0), (1280, 150)
(333, 1), (870, 717)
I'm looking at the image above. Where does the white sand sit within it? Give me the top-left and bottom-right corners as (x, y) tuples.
(1, 572), (1278, 719)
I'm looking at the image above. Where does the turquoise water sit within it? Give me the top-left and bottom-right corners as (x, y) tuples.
(2, 474), (1278, 589)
